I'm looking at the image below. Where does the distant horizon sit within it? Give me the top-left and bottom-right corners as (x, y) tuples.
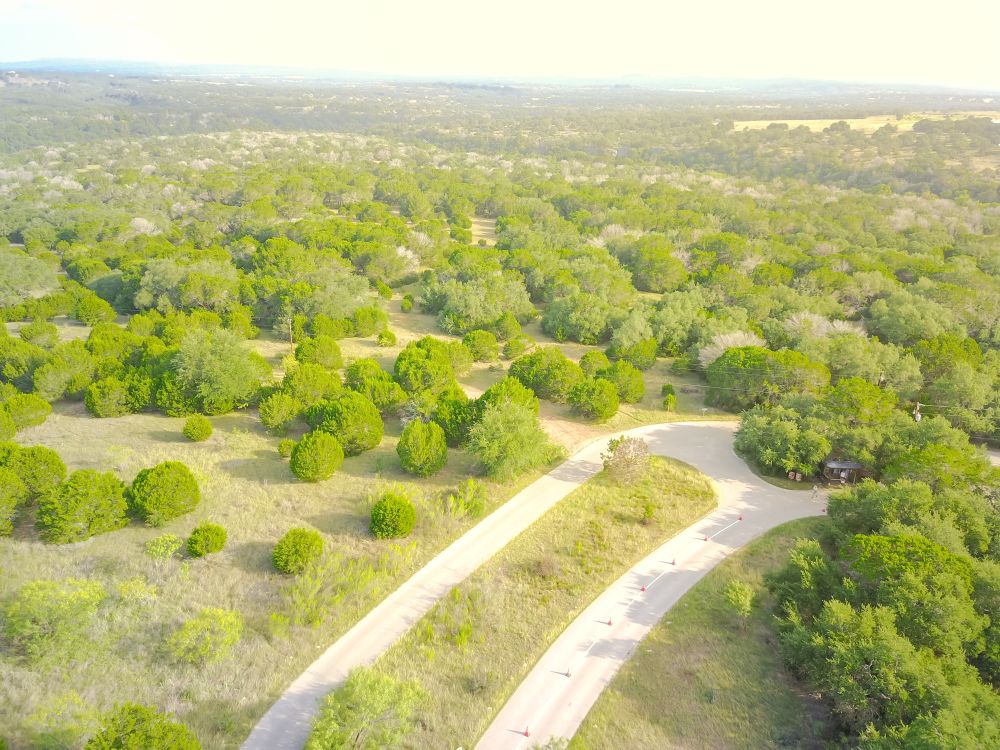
(2, 1), (998, 92)
(4, 56), (1000, 96)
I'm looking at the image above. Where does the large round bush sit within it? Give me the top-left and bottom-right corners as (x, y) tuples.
(370, 491), (417, 539)
(85, 703), (201, 750)
(295, 335), (343, 370)
(290, 431), (344, 482)
(397, 419), (448, 476)
(182, 414), (212, 442)
(568, 378), (620, 421)
(272, 527), (324, 574)
(186, 523), (227, 557)
(0, 443), (66, 499)
(307, 391), (383, 456)
(596, 360), (646, 403)
(36, 469), (128, 543)
(127, 461), (200, 527)
(462, 330), (499, 361)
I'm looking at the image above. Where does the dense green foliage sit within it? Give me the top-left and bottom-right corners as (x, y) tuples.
(396, 419), (448, 476)
(3, 578), (106, 661)
(467, 399), (562, 480)
(186, 523), (227, 557)
(462, 329), (500, 361)
(272, 528), (324, 574)
(127, 462), (200, 527)
(85, 703), (201, 750)
(370, 491), (417, 539)
(36, 470), (128, 543)
(0, 467), (27, 535)
(306, 668), (424, 750)
(344, 358), (407, 414)
(166, 608), (243, 665)
(305, 390), (383, 456)
(509, 347), (584, 403)
(2, 73), (1000, 747)
(289, 431), (344, 482)
(568, 377), (620, 421)
(766, 471), (1000, 745)
(181, 414), (212, 442)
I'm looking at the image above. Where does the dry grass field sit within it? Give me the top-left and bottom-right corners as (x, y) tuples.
(734, 110), (1000, 133)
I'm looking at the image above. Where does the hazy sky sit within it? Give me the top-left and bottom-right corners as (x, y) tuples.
(2, 0), (998, 89)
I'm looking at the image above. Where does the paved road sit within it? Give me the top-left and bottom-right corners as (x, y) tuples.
(475, 422), (825, 750)
(242, 421), (630, 749)
(242, 420), (806, 750)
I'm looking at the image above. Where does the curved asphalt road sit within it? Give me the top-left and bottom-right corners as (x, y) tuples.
(475, 422), (825, 749)
(242, 421), (818, 750)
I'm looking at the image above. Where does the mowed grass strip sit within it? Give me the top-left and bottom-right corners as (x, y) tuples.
(571, 517), (833, 750)
(370, 456), (716, 749)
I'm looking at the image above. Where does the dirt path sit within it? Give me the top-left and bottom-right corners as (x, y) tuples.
(241, 421), (805, 750)
(475, 423), (825, 749)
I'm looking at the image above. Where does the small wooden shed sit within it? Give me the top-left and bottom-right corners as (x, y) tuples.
(822, 459), (863, 485)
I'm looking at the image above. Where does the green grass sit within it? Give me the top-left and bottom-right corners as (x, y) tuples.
(570, 517), (833, 750)
(367, 456), (717, 749)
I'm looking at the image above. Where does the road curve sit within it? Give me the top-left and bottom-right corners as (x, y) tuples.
(475, 422), (825, 750)
(241, 421), (791, 750)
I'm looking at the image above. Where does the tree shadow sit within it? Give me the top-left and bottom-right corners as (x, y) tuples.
(220, 453), (294, 484)
(305, 509), (368, 537)
(587, 636), (640, 660)
(550, 457), (601, 483)
(146, 429), (182, 443)
(230, 540), (277, 574)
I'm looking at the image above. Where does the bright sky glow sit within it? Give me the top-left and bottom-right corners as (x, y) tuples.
(1, 0), (998, 90)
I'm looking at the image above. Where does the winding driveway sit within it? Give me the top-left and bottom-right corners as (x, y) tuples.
(242, 421), (821, 750)
(475, 423), (825, 749)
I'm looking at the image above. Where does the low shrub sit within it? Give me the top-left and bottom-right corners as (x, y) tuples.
(370, 491), (417, 539)
(596, 360), (645, 403)
(186, 523), (227, 557)
(259, 391), (304, 434)
(166, 608), (242, 665)
(377, 329), (397, 347)
(85, 703), (201, 750)
(278, 438), (295, 458)
(182, 414), (212, 442)
(3, 578), (106, 661)
(273, 527), (324, 574)
(145, 533), (183, 560)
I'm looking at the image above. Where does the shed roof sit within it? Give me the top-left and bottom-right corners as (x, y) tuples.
(824, 459), (863, 469)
